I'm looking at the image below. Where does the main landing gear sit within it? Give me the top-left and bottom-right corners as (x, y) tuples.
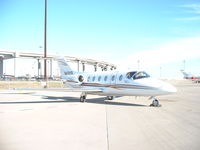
(80, 94), (115, 102)
(150, 97), (161, 107)
(80, 92), (87, 102)
(107, 96), (114, 100)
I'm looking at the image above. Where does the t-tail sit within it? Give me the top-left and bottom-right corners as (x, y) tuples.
(57, 57), (83, 88)
(180, 70), (192, 79)
(57, 57), (75, 79)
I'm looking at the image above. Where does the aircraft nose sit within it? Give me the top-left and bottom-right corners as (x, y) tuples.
(161, 82), (177, 94)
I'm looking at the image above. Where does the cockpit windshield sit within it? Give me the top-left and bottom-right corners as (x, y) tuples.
(126, 71), (150, 80)
(133, 71), (150, 79)
(126, 71), (137, 79)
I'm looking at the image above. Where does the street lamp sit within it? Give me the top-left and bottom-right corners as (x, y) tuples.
(183, 60), (186, 71)
(137, 60), (140, 70)
(44, 0), (47, 81)
(160, 67), (162, 78)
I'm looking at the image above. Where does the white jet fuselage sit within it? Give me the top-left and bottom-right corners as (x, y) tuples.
(63, 71), (177, 97)
(15, 57), (176, 106)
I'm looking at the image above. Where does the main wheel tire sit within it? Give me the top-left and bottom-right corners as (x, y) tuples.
(80, 96), (85, 102)
(107, 96), (114, 100)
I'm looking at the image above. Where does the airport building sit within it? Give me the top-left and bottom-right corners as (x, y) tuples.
(0, 50), (116, 80)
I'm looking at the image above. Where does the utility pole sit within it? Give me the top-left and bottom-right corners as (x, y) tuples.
(183, 60), (186, 71)
(44, 0), (47, 81)
(137, 60), (140, 70)
(160, 67), (162, 78)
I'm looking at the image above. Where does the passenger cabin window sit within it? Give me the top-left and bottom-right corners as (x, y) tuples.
(98, 76), (101, 81)
(87, 76), (90, 82)
(104, 76), (108, 81)
(111, 75), (115, 81)
(119, 75), (123, 81)
(92, 76), (95, 81)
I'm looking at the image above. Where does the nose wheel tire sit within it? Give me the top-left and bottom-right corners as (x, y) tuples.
(150, 98), (161, 107)
(80, 95), (86, 102)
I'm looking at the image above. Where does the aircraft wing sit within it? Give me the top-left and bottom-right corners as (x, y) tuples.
(14, 88), (103, 92)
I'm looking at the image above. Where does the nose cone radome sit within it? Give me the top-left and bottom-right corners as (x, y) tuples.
(161, 82), (177, 94)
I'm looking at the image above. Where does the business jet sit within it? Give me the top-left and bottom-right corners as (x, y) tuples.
(17, 57), (177, 107)
(181, 70), (200, 80)
(181, 70), (200, 83)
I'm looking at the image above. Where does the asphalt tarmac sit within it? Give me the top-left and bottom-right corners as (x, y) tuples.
(0, 80), (199, 150)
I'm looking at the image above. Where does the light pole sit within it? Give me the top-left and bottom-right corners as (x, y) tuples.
(160, 67), (162, 78)
(183, 60), (186, 71)
(137, 60), (140, 70)
(44, 0), (47, 81)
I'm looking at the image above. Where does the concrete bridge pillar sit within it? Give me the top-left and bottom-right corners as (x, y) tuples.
(82, 63), (85, 72)
(77, 60), (80, 72)
(0, 58), (3, 77)
(94, 64), (97, 72)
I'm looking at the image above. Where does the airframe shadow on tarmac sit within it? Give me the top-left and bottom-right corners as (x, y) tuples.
(0, 94), (147, 107)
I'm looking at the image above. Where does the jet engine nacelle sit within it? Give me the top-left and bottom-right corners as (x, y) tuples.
(63, 74), (85, 88)
(72, 74), (85, 84)
(66, 74), (85, 83)
(78, 75), (84, 82)
(72, 75), (85, 87)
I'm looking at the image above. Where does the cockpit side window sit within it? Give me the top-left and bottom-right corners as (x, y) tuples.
(133, 71), (150, 80)
(126, 71), (137, 79)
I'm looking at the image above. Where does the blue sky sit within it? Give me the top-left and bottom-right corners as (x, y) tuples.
(1, 0), (200, 78)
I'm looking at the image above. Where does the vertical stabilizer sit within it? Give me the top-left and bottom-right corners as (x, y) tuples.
(180, 70), (192, 79)
(57, 57), (74, 79)
(181, 70), (188, 77)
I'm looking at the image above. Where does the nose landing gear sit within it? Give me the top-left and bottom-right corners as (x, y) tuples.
(150, 97), (161, 107)
(80, 92), (87, 102)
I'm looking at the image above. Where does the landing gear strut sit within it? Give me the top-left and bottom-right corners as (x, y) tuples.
(80, 92), (87, 102)
(150, 97), (161, 107)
